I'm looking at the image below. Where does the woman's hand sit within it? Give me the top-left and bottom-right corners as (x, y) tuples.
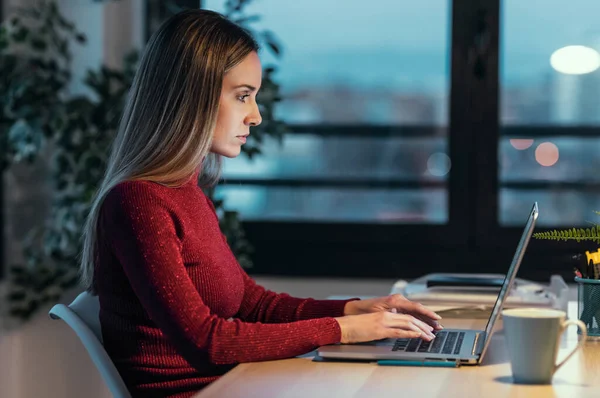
(334, 311), (437, 344)
(343, 294), (443, 330)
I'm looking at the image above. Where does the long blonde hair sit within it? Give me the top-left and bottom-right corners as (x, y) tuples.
(80, 9), (259, 292)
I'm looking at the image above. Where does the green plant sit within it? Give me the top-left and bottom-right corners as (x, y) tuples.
(1, 0), (287, 320)
(1, 0), (90, 320)
(532, 211), (600, 244)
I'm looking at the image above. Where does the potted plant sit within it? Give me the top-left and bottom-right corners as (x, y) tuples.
(532, 210), (600, 337)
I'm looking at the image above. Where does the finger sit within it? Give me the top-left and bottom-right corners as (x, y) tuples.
(402, 324), (435, 341)
(409, 302), (442, 321)
(390, 296), (442, 322)
(431, 320), (444, 330)
(386, 314), (435, 339)
(415, 315), (444, 330)
(400, 306), (443, 330)
(389, 320), (434, 341)
(407, 316), (437, 338)
(404, 314), (434, 333)
(393, 329), (423, 340)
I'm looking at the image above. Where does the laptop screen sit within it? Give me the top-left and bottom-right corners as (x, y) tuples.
(479, 202), (538, 358)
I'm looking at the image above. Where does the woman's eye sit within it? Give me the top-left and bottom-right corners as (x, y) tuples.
(237, 94), (250, 103)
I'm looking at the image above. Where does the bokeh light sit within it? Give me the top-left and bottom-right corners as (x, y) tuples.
(510, 139), (534, 150)
(550, 45), (600, 75)
(427, 152), (451, 176)
(535, 142), (559, 167)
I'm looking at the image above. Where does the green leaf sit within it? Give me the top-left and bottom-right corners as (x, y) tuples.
(265, 41), (280, 56)
(0, 26), (9, 50)
(11, 26), (30, 42)
(8, 265), (27, 276)
(56, 16), (76, 32)
(56, 38), (69, 57)
(30, 36), (47, 51)
(532, 225), (600, 244)
(261, 30), (282, 57)
(49, 1), (59, 15)
(7, 290), (27, 300)
(8, 119), (31, 141)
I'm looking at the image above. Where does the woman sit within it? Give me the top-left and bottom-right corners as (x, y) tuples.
(80, 9), (442, 398)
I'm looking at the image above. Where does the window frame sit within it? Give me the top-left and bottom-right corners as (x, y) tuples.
(0, 0), (4, 280)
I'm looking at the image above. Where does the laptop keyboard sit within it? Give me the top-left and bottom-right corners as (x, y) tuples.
(392, 331), (465, 355)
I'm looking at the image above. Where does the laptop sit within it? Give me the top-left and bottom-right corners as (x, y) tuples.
(317, 202), (539, 366)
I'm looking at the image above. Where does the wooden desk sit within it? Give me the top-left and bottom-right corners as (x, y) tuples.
(195, 302), (600, 398)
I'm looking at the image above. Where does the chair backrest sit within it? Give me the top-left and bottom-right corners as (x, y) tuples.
(68, 290), (103, 342)
(49, 291), (132, 398)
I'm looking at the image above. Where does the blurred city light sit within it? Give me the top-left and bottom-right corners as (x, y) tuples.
(427, 152), (451, 176)
(535, 142), (560, 166)
(509, 138), (534, 150)
(550, 45), (600, 75)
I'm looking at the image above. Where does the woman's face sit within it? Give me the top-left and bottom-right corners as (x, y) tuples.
(210, 51), (263, 158)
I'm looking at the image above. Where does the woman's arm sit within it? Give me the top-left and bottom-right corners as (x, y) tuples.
(101, 185), (342, 367)
(235, 267), (360, 323)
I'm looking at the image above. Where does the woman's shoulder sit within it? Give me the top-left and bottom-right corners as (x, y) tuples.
(103, 179), (185, 213)
(108, 179), (171, 198)
(103, 179), (208, 211)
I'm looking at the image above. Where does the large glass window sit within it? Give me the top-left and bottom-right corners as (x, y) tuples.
(500, 0), (600, 226)
(205, 0), (451, 223)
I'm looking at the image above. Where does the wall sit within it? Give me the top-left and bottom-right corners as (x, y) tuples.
(0, 288), (112, 398)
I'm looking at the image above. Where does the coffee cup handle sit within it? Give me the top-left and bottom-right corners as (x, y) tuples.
(554, 319), (587, 373)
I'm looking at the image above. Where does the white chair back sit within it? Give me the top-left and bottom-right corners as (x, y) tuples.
(49, 291), (131, 398)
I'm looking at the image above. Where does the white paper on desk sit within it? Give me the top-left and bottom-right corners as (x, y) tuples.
(423, 304), (490, 312)
(325, 296), (489, 314)
(408, 289), (553, 307)
(392, 276), (556, 308)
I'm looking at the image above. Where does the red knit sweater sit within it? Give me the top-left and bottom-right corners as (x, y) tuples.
(94, 170), (355, 398)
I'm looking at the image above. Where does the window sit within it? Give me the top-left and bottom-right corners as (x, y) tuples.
(500, 0), (600, 227)
(219, 134), (448, 223)
(206, 0), (452, 224)
(0, 0), (3, 279)
(197, 1), (588, 281)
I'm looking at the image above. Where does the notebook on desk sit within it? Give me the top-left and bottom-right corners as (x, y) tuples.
(317, 202), (539, 366)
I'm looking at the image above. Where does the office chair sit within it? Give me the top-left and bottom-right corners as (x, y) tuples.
(49, 291), (132, 398)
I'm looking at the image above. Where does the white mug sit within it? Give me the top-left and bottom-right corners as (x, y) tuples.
(501, 308), (587, 384)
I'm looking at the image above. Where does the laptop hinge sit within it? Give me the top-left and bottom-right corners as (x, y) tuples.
(473, 331), (486, 355)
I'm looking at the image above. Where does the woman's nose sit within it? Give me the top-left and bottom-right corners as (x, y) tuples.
(246, 104), (262, 127)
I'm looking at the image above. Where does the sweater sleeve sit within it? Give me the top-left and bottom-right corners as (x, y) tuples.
(100, 185), (342, 366)
(236, 268), (360, 323)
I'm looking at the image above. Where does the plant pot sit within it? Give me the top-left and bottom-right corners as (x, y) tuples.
(574, 276), (600, 339)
